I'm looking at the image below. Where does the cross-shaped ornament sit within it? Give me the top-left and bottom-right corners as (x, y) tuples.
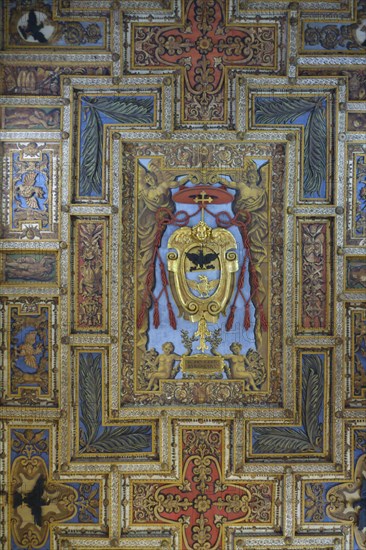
(129, 427), (275, 549)
(193, 190), (213, 205)
(130, 0), (279, 122)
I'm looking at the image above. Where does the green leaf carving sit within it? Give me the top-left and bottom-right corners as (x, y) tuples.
(79, 96), (154, 196)
(303, 104), (327, 196)
(253, 354), (324, 454)
(79, 353), (151, 453)
(87, 431), (152, 453)
(255, 96), (327, 196)
(302, 354), (324, 448)
(252, 427), (313, 454)
(255, 97), (317, 125)
(79, 353), (102, 447)
(79, 106), (104, 197)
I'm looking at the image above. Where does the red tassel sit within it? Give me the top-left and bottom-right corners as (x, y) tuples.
(259, 304), (268, 332)
(153, 227), (163, 248)
(153, 300), (160, 328)
(244, 302), (251, 330)
(145, 268), (155, 297)
(225, 306), (236, 331)
(168, 302), (177, 329)
(160, 260), (168, 287)
(238, 264), (246, 289)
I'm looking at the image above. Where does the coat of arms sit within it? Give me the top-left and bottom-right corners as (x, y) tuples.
(136, 157), (269, 389)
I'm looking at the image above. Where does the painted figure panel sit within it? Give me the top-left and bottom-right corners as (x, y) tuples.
(1, 64), (110, 96)
(1, 107), (61, 130)
(345, 256), (366, 290)
(0, 251), (58, 285)
(0, 298), (58, 407)
(1, 142), (59, 240)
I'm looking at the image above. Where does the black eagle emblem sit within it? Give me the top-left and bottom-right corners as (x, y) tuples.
(19, 10), (48, 43)
(13, 475), (49, 526)
(186, 249), (219, 271)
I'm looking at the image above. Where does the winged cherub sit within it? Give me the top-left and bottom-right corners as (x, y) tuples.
(15, 171), (44, 210)
(147, 342), (181, 390)
(17, 331), (43, 370)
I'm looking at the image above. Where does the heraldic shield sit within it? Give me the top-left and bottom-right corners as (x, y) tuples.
(167, 219), (239, 324)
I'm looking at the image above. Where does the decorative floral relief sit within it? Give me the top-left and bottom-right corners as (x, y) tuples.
(73, 219), (107, 332)
(1, 142), (59, 240)
(299, 222), (330, 332)
(131, 428), (274, 550)
(132, 0), (279, 122)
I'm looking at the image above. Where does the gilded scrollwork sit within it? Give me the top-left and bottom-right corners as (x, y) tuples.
(131, 0), (280, 123)
(326, 455), (366, 549)
(121, 141), (285, 406)
(298, 221), (332, 334)
(72, 218), (108, 333)
(131, 428), (275, 549)
(3, 2), (357, 547)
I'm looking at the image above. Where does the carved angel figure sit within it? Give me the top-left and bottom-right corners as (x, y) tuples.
(147, 342), (181, 391)
(136, 160), (181, 351)
(17, 330), (43, 370)
(15, 171), (44, 210)
(214, 159), (269, 346)
(222, 342), (259, 390)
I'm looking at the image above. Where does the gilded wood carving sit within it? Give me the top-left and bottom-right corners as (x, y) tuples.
(1, 1), (366, 549)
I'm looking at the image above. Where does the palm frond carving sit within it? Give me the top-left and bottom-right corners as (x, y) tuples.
(79, 353), (152, 453)
(79, 96), (154, 196)
(252, 354), (324, 454)
(255, 97), (327, 197)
